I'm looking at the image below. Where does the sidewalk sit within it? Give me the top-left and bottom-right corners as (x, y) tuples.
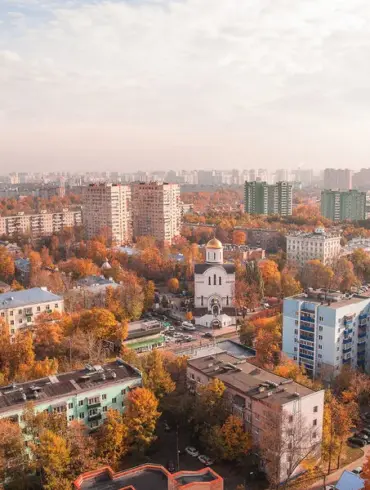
(309, 446), (370, 489)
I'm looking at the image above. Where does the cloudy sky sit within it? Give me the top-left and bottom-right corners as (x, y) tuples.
(1, 0), (370, 172)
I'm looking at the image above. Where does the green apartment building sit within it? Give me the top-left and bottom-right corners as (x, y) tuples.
(0, 360), (142, 430)
(244, 181), (292, 216)
(321, 189), (366, 221)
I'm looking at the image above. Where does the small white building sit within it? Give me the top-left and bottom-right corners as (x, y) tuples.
(286, 228), (341, 268)
(283, 289), (370, 380)
(194, 238), (236, 328)
(0, 287), (64, 335)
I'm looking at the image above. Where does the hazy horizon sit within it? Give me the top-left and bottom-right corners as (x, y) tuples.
(1, 0), (370, 172)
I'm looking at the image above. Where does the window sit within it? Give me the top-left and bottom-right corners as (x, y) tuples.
(336, 356), (339, 361)
(312, 432), (317, 439)
(78, 400), (83, 407)
(295, 320), (298, 325)
(102, 394), (107, 400)
(79, 412), (84, 419)
(214, 274), (216, 285)
(319, 335), (323, 340)
(191, 374), (195, 379)
(294, 347), (297, 352)
(46, 305), (50, 310)
(112, 397), (117, 403)
(0, 312), (3, 317)
(18, 309), (22, 314)
(313, 419), (317, 426)
(201, 296), (203, 306)
(318, 345), (322, 349)
(319, 326), (323, 331)
(37, 306), (41, 312)
(318, 354), (322, 358)
(219, 277), (222, 285)
(68, 415), (74, 422)
(294, 329), (298, 334)
(313, 406), (318, 413)
(226, 296), (229, 306)
(214, 252), (216, 260)
(19, 319), (22, 324)
(11, 329), (15, 334)
(10, 311), (13, 316)
(288, 415), (293, 423)
(319, 316), (323, 321)
(208, 277), (211, 285)
(337, 346), (339, 351)
(68, 402), (73, 409)
(55, 303), (59, 308)
(103, 406), (107, 412)
(10, 320), (14, 325)
(88, 396), (100, 405)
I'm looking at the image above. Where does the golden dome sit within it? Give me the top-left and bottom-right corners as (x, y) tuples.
(206, 238), (223, 249)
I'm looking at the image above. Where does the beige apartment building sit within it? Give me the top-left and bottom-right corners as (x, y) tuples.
(82, 183), (132, 244)
(131, 182), (181, 244)
(187, 352), (324, 484)
(286, 228), (341, 267)
(0, 209), (82, 238)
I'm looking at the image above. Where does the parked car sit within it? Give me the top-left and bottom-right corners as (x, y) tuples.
(355, 432), (369, 442)
(361, 428), (370, 437)
(348, 437), (366, 448)
(183, 335), (194, 341)
(325, 486), (335, 490)
(202, 332), (214, 339)
(185, 446), (199, 457)
(198, 455), (214, 466)
(167, 460), (176, 473)
(352, 466), (363, 475)
(173, 332), (183, 338)
(182, 321), (196, 331)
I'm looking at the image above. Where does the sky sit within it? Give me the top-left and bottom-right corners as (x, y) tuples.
(1, 0), (370, 172)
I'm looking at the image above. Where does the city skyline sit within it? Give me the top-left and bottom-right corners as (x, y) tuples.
(2, 0), (370, 171)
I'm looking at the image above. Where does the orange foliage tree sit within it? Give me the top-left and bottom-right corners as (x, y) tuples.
(0, 246), (15, 282)
(253, 315), (282, 367)
(168, 277), (180, 293)
(232, 230), (246, 246)
(259, 260), (281, 297)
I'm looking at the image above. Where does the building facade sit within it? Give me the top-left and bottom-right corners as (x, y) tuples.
(194, 238), (235, 328)
(323, 168), (352, 190)
(82, 183), (132, 244)
(0, 360), (142, 431)
(0, 287), (64, 335)
(321, 189), (366, 221)
(244, 181), (292, 216)
(286, 228), (341, 267)
(131, 182), (181, 245)
(283, 289), (370, 380)
(187, 352), (324, 484)
(0, 209), (82, 238)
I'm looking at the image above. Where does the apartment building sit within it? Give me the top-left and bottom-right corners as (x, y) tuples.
(283, 289), (370, 380)
(321, 189), (366, 222)
(0, 287), (63, 335)
(286, 228), (341, 267)
(0, 360), (142, 431)
(187, 352), (324, 484)
(0, 209), (82, 238)
(244, 181), (292, 216)
(323, 168), (352, 190)
(131, 182), (181, 245)
(74, 465), (223, 490)
(82, 183), (132, 244)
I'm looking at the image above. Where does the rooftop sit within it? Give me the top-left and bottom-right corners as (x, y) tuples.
(188, 352), (316, 405)
(76, 276), (118, 288)
(0, 360), (141, 415)
(287, 228), (340, 239)
(287, 288), (370, 309)
(335, 470), (364, 490)
(74, 465), (222, 490)
(0, 287), (62, 310)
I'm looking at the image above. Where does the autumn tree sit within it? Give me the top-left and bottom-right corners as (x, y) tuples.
(245, 260), (264, 298)
(143, 280), (155, 310)
(232, 230), (246, 246)
(142, 349), (175, 399)
(168, 277), (180, 293)
(124, 387), (160, 453)
(0, 418), (28, 482)
(253, 315), (282, 367)
(281, 270), (302, 297)
(78, 307), (118, 340)
(0, 246), (15, 282)
(95, 409), (128, 468)
(332, 257), (359, 292)
(193, 378), (228, 429)
(59, 257), (99, 279)
(259, 260), (281, 297)
(239, 320), (256, 347)
(300, 260), (334, 290)
(351, 248), (370, 282)
(208, 415), (252, 461)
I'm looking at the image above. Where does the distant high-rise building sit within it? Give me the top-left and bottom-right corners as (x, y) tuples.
(82, 183), (132, 244)
(323, 168), (352, 190)
(321, 189), (366, 222)
(244, 181), (292, 216)
(131, 182), (181, 245)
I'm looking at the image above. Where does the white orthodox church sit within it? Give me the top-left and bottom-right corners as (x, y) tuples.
(194, 238), (236, 328)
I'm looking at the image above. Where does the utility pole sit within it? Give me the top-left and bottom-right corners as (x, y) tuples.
(176, 424), (180, 471)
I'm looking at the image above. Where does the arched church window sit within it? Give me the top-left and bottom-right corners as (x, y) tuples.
(226, 296), (229, 305)
(219, 277), (222, 285)
(201, 296), (204, 306)
(208, 277), (211, 285)
(214, 274), (216, 285)
(214, 252), (216, 260)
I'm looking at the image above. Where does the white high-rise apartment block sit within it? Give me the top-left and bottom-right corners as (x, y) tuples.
(283, 289), (370, 381)
(131, 182), (181, 245)
(82, 183), (132, 244)
(286, 228), (341, 267)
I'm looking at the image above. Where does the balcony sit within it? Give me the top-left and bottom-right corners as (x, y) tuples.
(358, 338), (366, 345)
(359, 319), (367, 327)
(343, 358), (351, 364)
(88, 413), (102, 422)
(343, 338), (352, 345)
(301, 307), (315, 315)
(300, 325), (315, 333)
(360, 313), (367, 321)
(300, 333), (314, 342)
(300, 352), (314, 360)
(87, 401), (101, 409)
(343, 347), (352, 354)
(344, 328), (353, 335)
(358, 331), (367, 339)
(300, 343), (314, 351)
(300, 315), (315, 323)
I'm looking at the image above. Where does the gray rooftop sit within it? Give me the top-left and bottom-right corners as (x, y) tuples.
(188, 352), (316, 405)
(0, 360), (141, 415)
(0, 287), (62, 310)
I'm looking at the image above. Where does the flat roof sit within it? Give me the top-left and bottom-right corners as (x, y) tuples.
(287, 290), (370, 309)
(0, 287), (62, 310)
(0, 360), (141, 414)
(188, 352), (316, 405)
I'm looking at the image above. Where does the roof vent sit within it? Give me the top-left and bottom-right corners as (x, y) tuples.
(293, 392), (300, 397)
(21, 393), (27, 401)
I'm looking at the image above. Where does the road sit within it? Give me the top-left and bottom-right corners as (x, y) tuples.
(309, 446), (370, 489)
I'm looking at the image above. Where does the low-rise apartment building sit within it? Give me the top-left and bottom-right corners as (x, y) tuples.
(74, 464), (223, 490)
(283, 289), (370, 380)
(0, 287), (63, 335)
(286, 228), (341, 267)
(0, 360), (142, 431)
(0, 209), (82, 238)
(187, 352), (324, 483)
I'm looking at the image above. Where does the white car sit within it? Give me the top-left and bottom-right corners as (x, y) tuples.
(173, 332), (183, 339)
(182, 321), (196, 331)
(198, 455), (214, 466)
(352, 466), (363, 475)
(185, 446), (199, 457)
